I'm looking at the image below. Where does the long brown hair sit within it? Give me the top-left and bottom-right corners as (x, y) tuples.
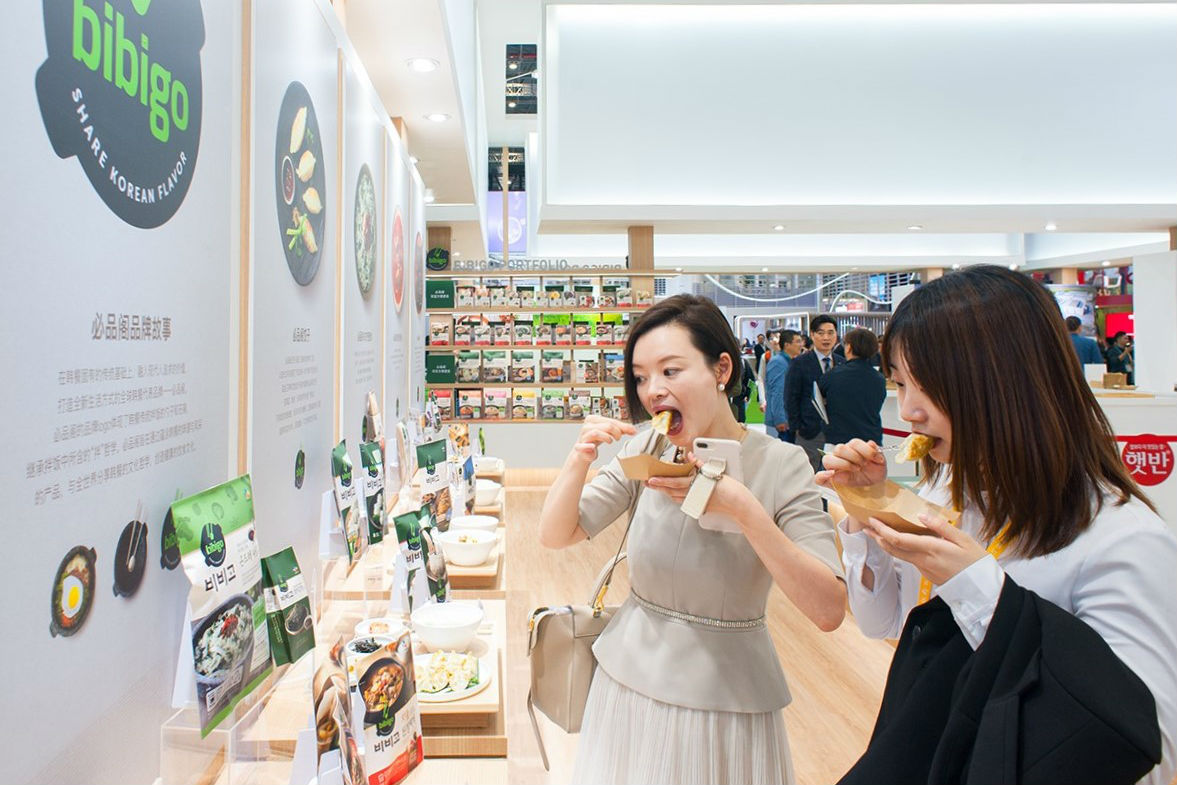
(623, 295), (741, 422)
(882, 265), (1153, 558)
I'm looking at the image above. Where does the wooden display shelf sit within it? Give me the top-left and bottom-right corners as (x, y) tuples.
(427, 343), (629, 351)
(472, 491), (504, 518)
(427, 306), (650, 314)
(445, 530), (505, 595)
(321, 551), (396, 601)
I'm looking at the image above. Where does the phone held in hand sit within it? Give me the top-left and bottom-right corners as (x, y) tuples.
(691, 437), (744, 534)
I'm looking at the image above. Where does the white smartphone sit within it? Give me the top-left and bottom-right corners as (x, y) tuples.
(692, 437), (744, 534)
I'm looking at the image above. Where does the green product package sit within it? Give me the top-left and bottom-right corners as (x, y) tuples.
(172, 475), (271, 737)
(261, 547), (315, 666)
(415, 439), (452, 531)
(360, 441), (385, 545)
(331, 441), (363, 564)
(393, 505), (449, 611)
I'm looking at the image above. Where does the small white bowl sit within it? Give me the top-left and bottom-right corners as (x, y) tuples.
(436, 528), (499, 567)
(449, 515), (499, 534)
(475, 479), (501, 507)
(474, 456), (504, 475)
(354, 617), (407, 639)
(410, 601), (484, 652)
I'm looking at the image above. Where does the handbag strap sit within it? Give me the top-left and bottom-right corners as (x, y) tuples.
(589, 431), (665, 613)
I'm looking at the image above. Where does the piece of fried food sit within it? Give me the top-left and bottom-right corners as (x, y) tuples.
(650, 410), (672, 434)
(896, 433), (934, 463)
(290, 107), (307, 155)
(297, 150), (316, 182)
(302, 187), (322, 214)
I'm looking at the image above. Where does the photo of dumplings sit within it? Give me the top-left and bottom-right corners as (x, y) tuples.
(274, 82), (326, 286)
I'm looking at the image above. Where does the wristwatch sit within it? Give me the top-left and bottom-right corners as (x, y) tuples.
(681, 457), (726, 519)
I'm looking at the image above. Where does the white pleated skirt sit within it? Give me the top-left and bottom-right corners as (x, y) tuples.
(570, 668), (796, 785)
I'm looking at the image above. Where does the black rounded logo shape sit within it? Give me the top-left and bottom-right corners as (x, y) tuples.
(160, 506), (181, 570)
(426, 247), (449, 272)
(35, 0), (204, 228)
(294, 448), (306, 489)
(274, 81), (326, 286)
(199, 521), (226, 567)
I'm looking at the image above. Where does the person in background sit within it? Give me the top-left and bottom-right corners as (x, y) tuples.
(753, 333), (768, 376)
(731, 355), (757, 423)
(765, 329), (804, 442)
(818, 266), (1176, 785)
(1066, 316), (1104, 365)
(540, 294), (847, 785)
(818, 328), (886, 446)
(785, 315), (844, 472)
(1107, 330), (1135, 385)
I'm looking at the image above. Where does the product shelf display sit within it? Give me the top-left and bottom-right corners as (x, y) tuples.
(424, 272), (663, 424)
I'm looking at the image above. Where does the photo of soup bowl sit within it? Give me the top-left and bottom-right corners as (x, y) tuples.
(411, 601), (484, 652)
(357, 657), (406, 727)
(192, 594), (256, 693)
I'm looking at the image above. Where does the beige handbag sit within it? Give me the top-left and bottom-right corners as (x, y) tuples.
(525, 437), (661, 770)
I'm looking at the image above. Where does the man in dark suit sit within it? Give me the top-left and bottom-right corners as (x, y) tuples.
(785, 314), (844, 472)
(819, 328), (886, 445)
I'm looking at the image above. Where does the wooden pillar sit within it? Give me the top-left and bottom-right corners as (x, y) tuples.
(627, 226), (654, 271)
(922, 267), (944, 282)
(1055, 267), (1079, 285)
(390, 117), (409, 149)
(1169, 226), (1176, 251)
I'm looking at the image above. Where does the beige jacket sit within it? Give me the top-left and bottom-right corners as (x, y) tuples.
(579, 428), (843, 713)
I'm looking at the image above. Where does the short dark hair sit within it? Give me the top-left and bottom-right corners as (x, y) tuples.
(810, 315), (837, 334)
(623, 294), (741, 422)
(881, 265), (1152, 559)
(778, 329), (800, 350)
(1112, 331), (1128, 342)
(844, 328), (878, 359)
(1065, 316), (1082, 332)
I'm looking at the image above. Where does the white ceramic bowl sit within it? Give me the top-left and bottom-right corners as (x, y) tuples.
(354, 617), (407, 639)
(474, 479), (501, 507)
(410, 601), (484, 652)
(473, 456), (504, 475)
(436, 528), (499, 567)
(449, 514), (499, 534)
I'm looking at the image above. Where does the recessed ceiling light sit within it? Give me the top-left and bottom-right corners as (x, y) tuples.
(425, 113), (450, 123)
(1008, 263), (1019, 271)
(424, 190), (435, 203)
(1045, 222), (1057, 231)
(507, 101), (517, 109)
(674, 267), (683, 272)
(453, 251), (461, 257)
(508, 62), (518, 70)
(907, 225), (923, 231)
(952, 264), (961, 270)
(761, 267), (769, 272)
(410, 156), (419, 165)
(851, 267), (859, 271)
(407, 58), (439, 73)
(1101, 260), (1110, 267)
(772, 224), (785, 232)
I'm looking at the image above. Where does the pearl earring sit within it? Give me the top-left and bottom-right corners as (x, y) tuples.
(717, 383), (725, 392)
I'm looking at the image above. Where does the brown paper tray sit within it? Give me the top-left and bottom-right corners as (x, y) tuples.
(833, 481), (959, 536)
(618, 453), (693, 480)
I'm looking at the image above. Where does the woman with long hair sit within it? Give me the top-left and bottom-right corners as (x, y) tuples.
(540, 294), (846, 784)
(819, 266), (1177, 784)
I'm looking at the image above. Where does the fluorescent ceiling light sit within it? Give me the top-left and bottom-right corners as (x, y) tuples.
(508, 101), (517, 109)
(773, 224), (785, 231)
(675, 267), (683, 272)
(1008, 263), (1019, 270)
(453, 251), (462, 257)
(1102, 260), (1110, 267)
(761, 267), (769, 272)
(1045, 222), (1057, 231)
(907, 225), (923, 231)
(425, 113), (450, 123)
(407, 58), (439, 73)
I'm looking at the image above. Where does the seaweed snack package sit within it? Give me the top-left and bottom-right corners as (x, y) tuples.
(332, 441), (364, 564)
(393, 505), (449, 610)
(416, 439), (452, 530)
(313, 634), (365, 784)
(261, 547), (315, 666)
(172, 475), (272, 737)
(361, 441), (386, 545)
(355, 630), (423, 785)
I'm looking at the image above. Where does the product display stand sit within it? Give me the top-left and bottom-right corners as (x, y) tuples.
(445, 526), (506, 597)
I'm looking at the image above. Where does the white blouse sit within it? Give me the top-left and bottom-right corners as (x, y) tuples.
(839, 480), (1177, 785)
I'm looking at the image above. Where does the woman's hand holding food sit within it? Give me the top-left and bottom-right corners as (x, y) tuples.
(859, 511), (989, 586)
(644, 451), (755, 524)
(814, 439), (888, 532)
(572, 415), (636, 463)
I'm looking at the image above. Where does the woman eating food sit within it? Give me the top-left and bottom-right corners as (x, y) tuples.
(818, 266), (1177, 785)
(539, 294), (846, 785)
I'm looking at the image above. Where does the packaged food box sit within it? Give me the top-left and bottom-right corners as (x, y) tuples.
(541, 388), (566, 420)
(534, 316), (554, 346)
(551, 315), (572, 346)
(483, 388), (510, 420)
(512, 318), (534, 345)
(456, 388), (482, 420)
(434, 389), (453, 420)
(573, 278), (597, 309)
(475, 286), (491, 308)
(455, 281), (476, 309)
(473, 321), (493, 346)
(512, 388), (537, 420)
(603, 352), (625, 383)
(452, 316), (476, 345)
(456, 351), (481, 383)
(542, 350), (568, 384)
(574, 350), (600, 384)
(491, 318), (512, 346)
(510, 350), (538, 384)
(481, 350), (508, 384)
(428, 314), (452, 346)
(567, 389), (592, 421)
(573, 313), (596, 345)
